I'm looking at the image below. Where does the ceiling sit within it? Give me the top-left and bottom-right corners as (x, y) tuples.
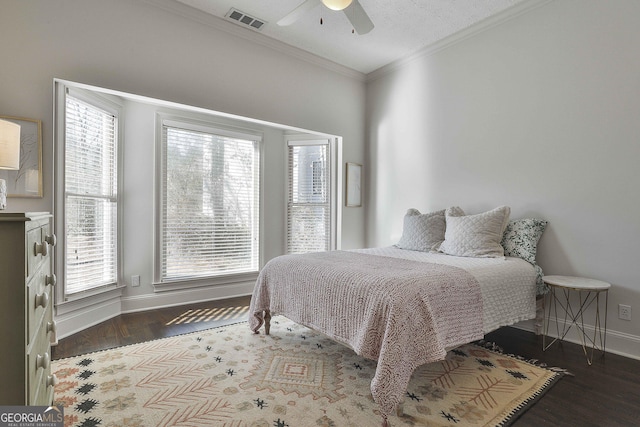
(172, 0), (530, 74)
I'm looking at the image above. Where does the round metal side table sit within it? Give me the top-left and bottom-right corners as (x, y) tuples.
(542, 275), (610, 365)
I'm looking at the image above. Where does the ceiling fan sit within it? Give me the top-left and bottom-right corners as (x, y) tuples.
(278, 0), (374, 35)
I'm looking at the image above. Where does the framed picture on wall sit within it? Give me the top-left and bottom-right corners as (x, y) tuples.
(345, 162), (362, 207)
(0, 116), (42, 197)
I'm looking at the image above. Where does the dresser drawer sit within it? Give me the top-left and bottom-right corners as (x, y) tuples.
(27, 266), (52, 344)
(27, 224), (49, 281)
(32, 368), (56, 406)
(27, 323), (52, 404)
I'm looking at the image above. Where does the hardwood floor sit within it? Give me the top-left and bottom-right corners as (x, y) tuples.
(52, 296), (252, 359)
(484, 327), (640, 427)
(53, 296), (640, 426)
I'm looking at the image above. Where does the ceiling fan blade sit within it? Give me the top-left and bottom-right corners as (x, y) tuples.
(278, 0), (321, 26)
(343, 0), (374, 34)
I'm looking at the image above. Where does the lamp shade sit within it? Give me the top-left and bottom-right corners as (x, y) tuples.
(0, 119), (21, 170)
(321, 0), (353, 11)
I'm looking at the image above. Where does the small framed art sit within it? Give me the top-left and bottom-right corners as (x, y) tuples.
(0, 115), (43, 197)
(345, 162), (362, 207)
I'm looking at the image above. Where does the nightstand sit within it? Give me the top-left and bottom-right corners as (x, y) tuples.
(542, 275), (610, 365)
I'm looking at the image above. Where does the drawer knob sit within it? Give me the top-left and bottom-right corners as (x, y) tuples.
(45, 234), (57, 247)
(35, 291), (49, 309)
(46, 374), (58, 388)
(48, 320), (59, 346)
(46, 320), (57, 335)
(34, 241), (48, 257)
(46, 274), (57, 287)
(36, 352), (50, 370)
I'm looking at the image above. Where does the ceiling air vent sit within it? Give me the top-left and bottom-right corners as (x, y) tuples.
(225, 8), (266, 31)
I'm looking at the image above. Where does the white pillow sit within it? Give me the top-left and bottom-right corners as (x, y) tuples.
(438, 206), (511, 257)
(395, 209), (446, 252)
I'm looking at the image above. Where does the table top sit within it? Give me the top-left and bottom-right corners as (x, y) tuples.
(543, 275), (611, 291)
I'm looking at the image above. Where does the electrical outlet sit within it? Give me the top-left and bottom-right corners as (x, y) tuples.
(132, 275), (140, 287)
(619, 304), (631, 321)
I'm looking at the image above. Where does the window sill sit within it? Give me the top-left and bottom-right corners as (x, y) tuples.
(153, 271), (259, 293)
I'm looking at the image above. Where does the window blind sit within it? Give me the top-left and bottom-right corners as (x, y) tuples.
(64, 94), (118, 295)
(287, 141), (331, 254)
(161, 124), (260, 281)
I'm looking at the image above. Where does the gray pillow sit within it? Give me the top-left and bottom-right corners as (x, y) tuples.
(395, 209), (446, 252)
(438, 206), (511, 258)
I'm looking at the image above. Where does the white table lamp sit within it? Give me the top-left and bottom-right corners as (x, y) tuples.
(0, 119), (21, 209)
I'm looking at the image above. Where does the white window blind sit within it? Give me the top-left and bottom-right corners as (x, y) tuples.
(287, 141), (331, 254)
(64, 94), (118, 295)
(161, 123), (260, 281)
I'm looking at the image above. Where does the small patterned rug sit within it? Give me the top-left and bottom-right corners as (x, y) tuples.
(53, 317), (564, 427)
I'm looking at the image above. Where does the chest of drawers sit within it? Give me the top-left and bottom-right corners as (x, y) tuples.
(0, 212), (57, 405)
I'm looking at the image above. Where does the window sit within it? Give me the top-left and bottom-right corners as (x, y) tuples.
(62, 91), (119, 296)
(287, 139), (334, 254)
(158, 119), (261, 284)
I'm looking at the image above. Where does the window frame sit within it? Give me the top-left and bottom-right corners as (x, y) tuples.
(153, 114), (264, 292)
(54, 83), (125, 304)
(285, 136), (341, 254)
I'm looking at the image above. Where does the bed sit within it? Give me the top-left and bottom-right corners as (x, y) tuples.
(249, 206), (547, 426)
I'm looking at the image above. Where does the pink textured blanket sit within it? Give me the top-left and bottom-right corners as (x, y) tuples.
(249, 251), (483, 418)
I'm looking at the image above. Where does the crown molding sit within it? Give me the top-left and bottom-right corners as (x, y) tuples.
(366, 0), (553, 83)
(138, 0), (367, 82)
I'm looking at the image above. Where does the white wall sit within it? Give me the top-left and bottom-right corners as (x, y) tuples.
(0, 0), (366, 333)
(366, 0), (640, 358)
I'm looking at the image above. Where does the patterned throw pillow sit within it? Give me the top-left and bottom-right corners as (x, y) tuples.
(438, 206), (511, 258)
(501, 218), (548, 265)
(395, 209), (446, 252)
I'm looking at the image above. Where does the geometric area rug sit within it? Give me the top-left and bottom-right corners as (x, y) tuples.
(52, 316), (565, 427)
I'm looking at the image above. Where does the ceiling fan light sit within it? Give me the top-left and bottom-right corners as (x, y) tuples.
(321, 0), (353, 11)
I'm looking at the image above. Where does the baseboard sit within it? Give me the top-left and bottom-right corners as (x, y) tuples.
(120, 281), (255, 313)
(513, 318), (640, 361)
(55, 295), (122, 340)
